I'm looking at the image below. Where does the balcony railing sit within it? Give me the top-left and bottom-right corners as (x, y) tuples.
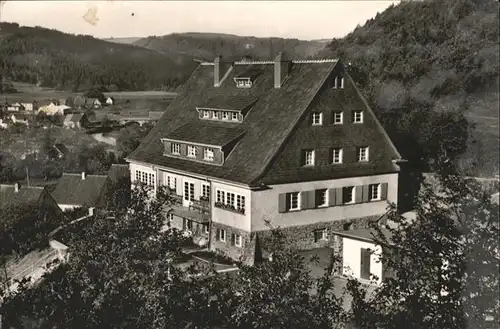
(165, 192), (210, 214)
(214, 202), (245, 215)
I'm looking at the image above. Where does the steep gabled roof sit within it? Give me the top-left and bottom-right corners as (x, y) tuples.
(128, 59), (339, 185)
(0, 184), (45, 209)
(49, 173), (109, 206)
(197, 95), (258, 111)
(107, 164), (130, 184)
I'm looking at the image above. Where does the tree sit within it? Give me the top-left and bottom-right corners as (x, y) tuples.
(347, 157), (499, 329)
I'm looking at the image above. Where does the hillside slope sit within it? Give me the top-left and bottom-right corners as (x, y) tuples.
(322, 0), (499, 176)
(0, 23), (197, 92)
(133, 32), (325, 60)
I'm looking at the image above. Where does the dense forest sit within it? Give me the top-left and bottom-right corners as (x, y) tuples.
(131, 32), (327, 61)
(0, 23), (197, 92)
(322, 0), (499, 176)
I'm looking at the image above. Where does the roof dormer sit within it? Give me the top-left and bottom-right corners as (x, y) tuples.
(233, 65), (263, 88)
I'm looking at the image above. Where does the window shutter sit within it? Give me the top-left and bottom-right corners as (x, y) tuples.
(355, 186), (363, 203)
(216, 229), (221, 240)
(231, 234), (236, 246)
(335, 187), (343, 205)
(381, 183), (388, 200)
(300, 191), (308, 210)
(307, 190), (316, 209)
(328, 188), (336, 206)
(362, 185), (370, 202)
(278, 193), (287, 213)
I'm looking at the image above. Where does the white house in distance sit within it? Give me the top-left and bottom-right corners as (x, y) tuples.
(7, 102), (24, 112)
(21, 102), (34, 112)
(126, 54), (404, 284)
(106, 97), (115, 106)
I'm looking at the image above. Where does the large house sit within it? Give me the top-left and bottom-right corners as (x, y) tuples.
(126, 54), (404, 280)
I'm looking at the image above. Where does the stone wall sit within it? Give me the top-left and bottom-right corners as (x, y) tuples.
(210, 222), (255, 265)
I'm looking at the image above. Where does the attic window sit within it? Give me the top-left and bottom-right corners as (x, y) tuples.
(235, 78), (252, 88)
(332, 76), (344, 89)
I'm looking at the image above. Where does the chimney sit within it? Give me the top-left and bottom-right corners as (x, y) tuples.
(14, 182), (20, 192)
(274, 52), (291, 88)
(88, 207), (95, 216)
(214, 56), (233, 87)
(81, 172), (86, 180)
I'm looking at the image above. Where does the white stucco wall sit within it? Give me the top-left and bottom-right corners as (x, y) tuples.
(129, 162), (157, 194)
(211, 181), (251, 232)
(342, 237), (383, 285)
(251, 173), (398, 231)
(59, 204), (80, 212)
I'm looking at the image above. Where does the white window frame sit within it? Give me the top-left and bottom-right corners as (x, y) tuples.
(288, 192), (300, 211)
(343, 186), (356, 204)
(317, 189), (328, 207)
(314, 229), (328, 241)
(353, 110), (364, 124)
(210, 111), (217, 119)
(304, 150), (315, 166)
(203, 224), (209, 234)
(204, 148), (214, 162)
(219, 229), (226, 243)
(202, 110), (210, 118)
(171, 143), (180, 155)
(222, 111), (230, 120)
(312, 112), (323, 125)
(187, 145), (197, 158)
(231, 112), (239, 121)
(369, 183), (381, 201)
(333, 111), (343, 124)
(357, 146), (369, 162)
(202, 183), (210, 199)
(332, 148), (343, 164)
(332, 77), (338, 89)
(339, 77), (344, 89)
(234, 234), (242, 247)
(236, 194), (245, 213)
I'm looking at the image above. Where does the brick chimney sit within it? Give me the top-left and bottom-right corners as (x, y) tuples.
(81, 172), (86, 180)
(214, 56), (233, 87)
(274, 52), (291, 88)
(14, 182), (20, 192)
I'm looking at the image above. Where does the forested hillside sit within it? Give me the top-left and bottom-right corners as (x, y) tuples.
(322, 0), (499, 176)
(133, 32), (326, 60)
(0, 23), (197, 92)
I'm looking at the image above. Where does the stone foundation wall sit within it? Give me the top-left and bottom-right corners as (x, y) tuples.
(209, 222), (255, 265)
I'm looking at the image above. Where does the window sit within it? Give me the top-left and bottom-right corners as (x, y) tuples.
(135, 170), (154, 186)
(236, 79), (251, 88)
(218, 229), (226, 242)
(369, 184), (381, 201)
(187, 145), (197, 158)
(360, 248), (371, 280)
(314, 229), (327, 242)
(303, 150), (315, 166)
(210, 111), (217, 119)
(316, 189), (328, 207)
(227, 192), (235, 209)
(166, 213), (174, 222)
(234, 234), (242, 247)
(171, 143), (180, 155)
(203, 224), (209, 234)
(236, 194), (246, 213)
(203, 110), (210, 118)
(222, 111), (230, 120)
(312, 112), (323, 125)
(333, 111), (343, 124)
(183, 219), (193, 231)
(204, 148), (214, 161)
(202, 184), (210, 199)
(287, 192), (300, 211)
(353, 110), (364, 123)
(232, 112), (239, 121)
(332, 148), (343, 164)
(343, 186), (355, 204)
(357, 146), (369, 162)
(339, 77), (344, 89)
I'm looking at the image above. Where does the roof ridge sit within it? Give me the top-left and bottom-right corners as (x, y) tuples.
(0, 184), (45, 190)
(200, 59), (339, 66)
(62, 172), (108, 177)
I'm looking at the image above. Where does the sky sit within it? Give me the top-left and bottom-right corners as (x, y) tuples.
(0, 1), (399, 40)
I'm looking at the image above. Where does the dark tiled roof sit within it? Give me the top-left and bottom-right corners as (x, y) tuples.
(50, 173), (109, 206)
(165, 122), (246, 147)
(65, 113), (83, 123)
(107, 164), (129, 184)
(128, 60), (339, 185)
(198, 95), (259, 111)
(0, 184), (45, 209)
(234, 66), (264, 80)
(54, 143), (69, 155)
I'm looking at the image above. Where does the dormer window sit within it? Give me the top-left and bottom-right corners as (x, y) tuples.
(204, 148), (214, 162)
(222, 111), (230, 120)
(231, 112), (238, 121)
(235, 78), (252, 88)
(332, 76), (344, 89)
(202, 110), (210, 119)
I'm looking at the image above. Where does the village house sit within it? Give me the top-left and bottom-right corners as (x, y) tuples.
(87, 98), (102, 109)
(11, 113), (30, 125)
(20, 102), (34, 113)
(0, 183), (63, 221)
(125, 54), (404, 283)
(105, 97), (115, 106)
(63, 113), (85, 129)
(49, 172), (111, 211)
(7, 102), (24, 112)
(52, 143), (70, 159)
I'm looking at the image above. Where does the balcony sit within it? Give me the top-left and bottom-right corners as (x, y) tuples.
(214, 202), (245, 215)
(164, 194), (210, 223)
